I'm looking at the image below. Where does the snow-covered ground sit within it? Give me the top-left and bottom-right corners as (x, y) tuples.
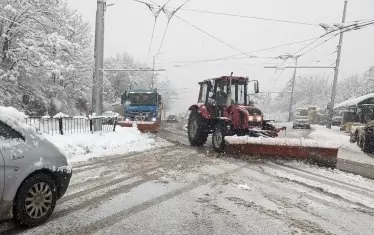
(46, 126), (169, 163)
(308, 125), (374, 166)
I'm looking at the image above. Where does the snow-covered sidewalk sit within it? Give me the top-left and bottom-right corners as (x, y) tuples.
(46, 126), (165, 163)
(308, 125), (374, 166)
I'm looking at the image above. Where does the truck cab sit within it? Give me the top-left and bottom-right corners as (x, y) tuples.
(121, 89), (162, 123)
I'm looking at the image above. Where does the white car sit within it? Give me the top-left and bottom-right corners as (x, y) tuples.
(0, 107), (72, 227)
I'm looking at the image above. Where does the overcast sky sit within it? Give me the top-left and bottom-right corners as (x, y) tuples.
(67, 0), (374, 114)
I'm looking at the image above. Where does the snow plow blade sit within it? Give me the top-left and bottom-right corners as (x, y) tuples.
(225, 137), (339, 168)
(117, 121), (160, 133)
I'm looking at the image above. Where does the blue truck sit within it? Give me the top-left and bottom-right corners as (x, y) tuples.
(119, 89), (162, 132)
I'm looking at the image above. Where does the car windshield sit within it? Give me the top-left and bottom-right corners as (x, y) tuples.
(127, 93), (156, 106)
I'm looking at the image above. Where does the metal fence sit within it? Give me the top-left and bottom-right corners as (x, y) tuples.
(25, 117), (117, 135)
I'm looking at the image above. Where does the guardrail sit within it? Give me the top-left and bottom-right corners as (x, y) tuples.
(25, 116), (117, 135)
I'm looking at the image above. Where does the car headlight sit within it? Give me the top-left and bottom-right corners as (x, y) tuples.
(255, 115), (263, 122)
(248, 116), (254, 121)
(125, 118), (130, 121)
(151, 117), (157, 122)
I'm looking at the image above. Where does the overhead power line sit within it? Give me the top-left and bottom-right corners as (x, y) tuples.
(175, 15), (261, 60)
(178, 8), (319, 27)
(157, 36), (320, 66)
(154, 0), (193, 62)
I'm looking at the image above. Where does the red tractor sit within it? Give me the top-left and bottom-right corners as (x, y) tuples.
(188, 74), (281, 152)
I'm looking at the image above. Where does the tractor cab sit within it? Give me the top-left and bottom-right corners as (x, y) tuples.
(197, 76), (260, 119)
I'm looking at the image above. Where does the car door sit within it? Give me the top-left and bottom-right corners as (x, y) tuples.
(0, 120), (28, 216)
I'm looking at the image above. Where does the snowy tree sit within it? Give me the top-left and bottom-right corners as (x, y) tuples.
(0, 0), (93, 115)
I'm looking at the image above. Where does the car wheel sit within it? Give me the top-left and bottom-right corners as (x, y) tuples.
(13, 173), (57, 227)
(188, 110), (208, 147)
(212, 123), (227, 153)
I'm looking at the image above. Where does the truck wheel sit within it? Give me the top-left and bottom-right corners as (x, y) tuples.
(362, 136), (372, 153)
(212, 123), (227, 153)
(188, 110), (208, 147)
(13, 173), (57, 227)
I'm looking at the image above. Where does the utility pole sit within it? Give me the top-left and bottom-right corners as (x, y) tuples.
(92, 0), (106, 115)
(326, 0), (348, 128)
(288, 56), (299, 122)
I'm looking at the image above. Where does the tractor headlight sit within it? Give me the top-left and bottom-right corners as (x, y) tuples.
(248, 116), (254, 121)
(151, 117), (157, 122)
(125, 117), (130, 121)
(255, 115), (263, 122)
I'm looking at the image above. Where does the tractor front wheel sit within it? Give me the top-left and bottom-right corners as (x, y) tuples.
(212, 123), (227, 153)
(188, 110), (208, 147)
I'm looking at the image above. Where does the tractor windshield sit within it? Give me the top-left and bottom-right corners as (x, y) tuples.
(127, 93), (156, 106)
(230, 83), (247, 105)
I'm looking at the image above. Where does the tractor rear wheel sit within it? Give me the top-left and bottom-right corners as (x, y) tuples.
(188, 110), (208, 147)
(212, 123), (227, 153)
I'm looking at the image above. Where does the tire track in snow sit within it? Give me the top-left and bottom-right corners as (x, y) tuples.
(72, 145), (178, 173)
(59, 166), (245, 235)
(259, 166), (374, 213)
(225, 196), (334, 235)
(68, 147), (184, 192)
(266, 162), (374, 199)
(219, 157), (374, 216)
(61, 148), (191, 203)
(278, 163), (374, 194)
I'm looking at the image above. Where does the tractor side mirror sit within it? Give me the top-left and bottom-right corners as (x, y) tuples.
(254, 81), (259, 94)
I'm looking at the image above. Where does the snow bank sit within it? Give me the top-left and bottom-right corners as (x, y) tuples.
(308, 125), (359, 151)
(45, 126), (157, 163)
(308, 125), (374, 166)
(225, 136), (340, 149)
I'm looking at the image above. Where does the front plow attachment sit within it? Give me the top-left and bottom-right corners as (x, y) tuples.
(117, 121), (160, 133)
(225, 136), (339, 167)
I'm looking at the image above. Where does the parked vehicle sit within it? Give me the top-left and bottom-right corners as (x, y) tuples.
(357, 120), (374, 153)
(166, 115), (178, 123)
(331, 116), (343, 126)
(293, 108), (311, 129)
(0, 109), (72, 227)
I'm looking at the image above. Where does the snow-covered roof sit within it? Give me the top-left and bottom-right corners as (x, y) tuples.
(334, 93), (374, 109)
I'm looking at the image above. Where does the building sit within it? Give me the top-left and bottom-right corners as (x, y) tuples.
(334, 93), (374, 124)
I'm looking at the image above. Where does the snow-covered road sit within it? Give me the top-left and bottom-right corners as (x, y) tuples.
(1, 125), (374, 234)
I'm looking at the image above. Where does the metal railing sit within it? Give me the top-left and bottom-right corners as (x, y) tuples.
(24, 116), (117, 135)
